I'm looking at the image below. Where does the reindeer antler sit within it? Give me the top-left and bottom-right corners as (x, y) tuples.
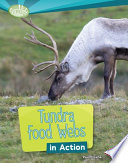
(22, 18), (60, 77)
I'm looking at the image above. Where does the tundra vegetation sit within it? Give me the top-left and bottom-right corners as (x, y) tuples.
(0, 6), (128, 163)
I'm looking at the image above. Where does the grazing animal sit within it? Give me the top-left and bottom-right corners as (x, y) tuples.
(23, 17), (128, 101)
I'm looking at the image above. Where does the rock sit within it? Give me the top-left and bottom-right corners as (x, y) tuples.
(10, 106), (19, 112)
(2, 96), (10, 99)
(37, 96), (49, 103)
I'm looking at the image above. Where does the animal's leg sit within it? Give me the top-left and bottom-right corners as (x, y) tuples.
(102, 50), (115, 99)
(110, 60), (116, 96)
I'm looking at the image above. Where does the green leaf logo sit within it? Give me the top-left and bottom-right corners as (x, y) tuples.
(9, 5), (29, 18)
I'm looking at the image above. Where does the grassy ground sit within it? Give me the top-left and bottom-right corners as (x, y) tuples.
(0, 95), (128, 163)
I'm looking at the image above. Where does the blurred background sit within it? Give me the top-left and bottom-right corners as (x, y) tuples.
(0, 6), (128, 97)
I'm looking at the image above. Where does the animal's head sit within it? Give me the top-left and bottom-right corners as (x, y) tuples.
(22, 18), (72, 100)
(48, 62), (71, 100)
(48, 59), (96, 100)
(23, 18), (74, 100)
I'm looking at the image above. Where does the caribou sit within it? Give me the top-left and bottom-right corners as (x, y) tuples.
(22, 17), (128, 101)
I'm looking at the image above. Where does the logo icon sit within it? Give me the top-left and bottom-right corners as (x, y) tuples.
(9, 5), (29, 18)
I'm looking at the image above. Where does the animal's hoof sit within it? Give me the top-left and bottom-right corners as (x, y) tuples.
(111, 94), (115, 98)
(101, 94), (112, 99)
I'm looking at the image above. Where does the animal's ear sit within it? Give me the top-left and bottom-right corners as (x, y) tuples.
(60, 62), (69, 73)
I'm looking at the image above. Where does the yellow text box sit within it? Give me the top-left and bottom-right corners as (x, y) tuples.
(18, 104), (93, 152)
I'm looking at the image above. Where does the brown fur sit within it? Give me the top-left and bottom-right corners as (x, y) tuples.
(94, 46), (128, 98)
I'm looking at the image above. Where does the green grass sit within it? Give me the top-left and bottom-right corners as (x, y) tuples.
(0, 96), (128, 163)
